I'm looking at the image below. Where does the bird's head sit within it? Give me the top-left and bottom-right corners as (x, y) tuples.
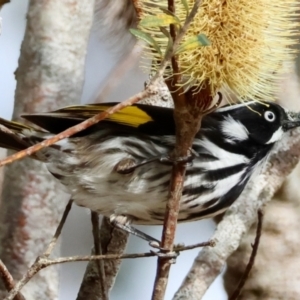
(215, 101), (300, 145)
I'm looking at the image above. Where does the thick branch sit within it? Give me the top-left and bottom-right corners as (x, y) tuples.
(151, 1), (208, 299)
(0, 1), (94, 299)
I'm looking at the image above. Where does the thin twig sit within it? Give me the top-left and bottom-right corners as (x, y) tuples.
(4, 240), (213, 300)
(4, 263), (42, 300)
(0, 91), (148, 167)
(0, 260), (25, 300)
(41, 241), (213, 265)
(168, 0), (182, 86)
(43, 199), (73, 257)
(16, 241), (215, 268)
(229, 210), (264, 300)
(91, 212), (108, 300)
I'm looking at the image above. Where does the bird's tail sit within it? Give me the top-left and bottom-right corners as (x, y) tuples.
(0, 117), (40, 152)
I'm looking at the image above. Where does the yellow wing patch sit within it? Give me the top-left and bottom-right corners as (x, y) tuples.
(104, 106), (153, 127)
(56, 104), (154, 128)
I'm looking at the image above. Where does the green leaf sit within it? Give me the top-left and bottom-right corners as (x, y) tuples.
(159, 27), (173, 57)
(175, 34), (210, 54)
(139, 14), (180, 28)
(129, 29), (162, 56)
(158, 7), (181, 25)
(181, 0), (190, 17)
(159, 26), (171, 38)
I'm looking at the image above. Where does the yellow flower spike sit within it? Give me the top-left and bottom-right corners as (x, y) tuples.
(137, 0), (300, 101)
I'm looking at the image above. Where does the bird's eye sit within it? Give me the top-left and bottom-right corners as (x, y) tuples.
(264, 111), (276, 122)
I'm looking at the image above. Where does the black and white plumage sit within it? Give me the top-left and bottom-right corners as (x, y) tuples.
(0, 101), (299, 225)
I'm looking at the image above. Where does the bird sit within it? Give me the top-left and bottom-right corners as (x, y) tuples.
(0, 100), (299, 241)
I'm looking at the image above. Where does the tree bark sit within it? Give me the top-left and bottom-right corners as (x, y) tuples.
(0, 0), (95, 299)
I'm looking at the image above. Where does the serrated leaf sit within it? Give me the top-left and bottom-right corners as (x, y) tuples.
(181, 0), (190, 17)
(139, 14), (180, 28)
(129, 29), (162, 56)
(175, 34), (210, 54)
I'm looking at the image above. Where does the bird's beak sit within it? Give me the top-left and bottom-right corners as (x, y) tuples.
(282, 111), (300, 131)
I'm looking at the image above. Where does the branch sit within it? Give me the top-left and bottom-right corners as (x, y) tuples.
(151, 1), (217, 299)
(173, 128), (300, 299)
(5, 240), (213, 300)
(76, 214), (111, 300)
(0, 261), (25, 300)
(229, 210), (263, 300)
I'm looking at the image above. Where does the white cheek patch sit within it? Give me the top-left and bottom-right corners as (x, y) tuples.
(266, 127), (284, 144)
(221, 115), (249, 142)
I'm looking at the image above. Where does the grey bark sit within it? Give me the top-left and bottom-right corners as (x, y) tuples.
(0, 0), (95, 299)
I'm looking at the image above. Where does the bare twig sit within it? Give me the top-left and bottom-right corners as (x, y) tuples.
(229, 210), (264, 300)
(43, 240), (215, 264)
(0, 91), (148, 167)
(78, 212), (108, 300)
(5, 239), (213, 300)
(43, 200), (73, 257)
(0, 261), (25, 300)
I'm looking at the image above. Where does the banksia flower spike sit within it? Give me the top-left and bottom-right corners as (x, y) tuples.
(133, 0), (299, 103)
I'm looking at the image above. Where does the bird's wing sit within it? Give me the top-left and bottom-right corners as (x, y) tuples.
(22, 102), (176, 135)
